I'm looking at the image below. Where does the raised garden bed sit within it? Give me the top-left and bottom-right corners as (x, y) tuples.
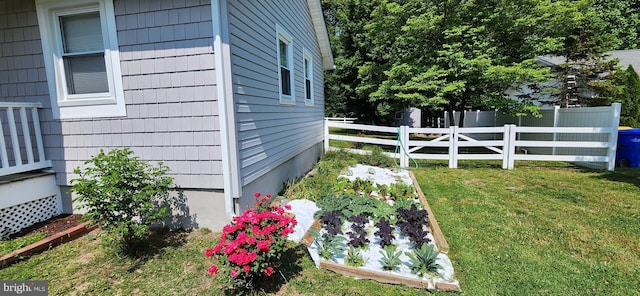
(287, 165), (461, 292)
(0, 214), (97, 268)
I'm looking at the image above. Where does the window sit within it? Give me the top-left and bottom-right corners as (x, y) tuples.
(36, 0), (125, 119)
(60, 12), (109, 95)
(303, 49), (314, 106)
(276, 25), (294, 104)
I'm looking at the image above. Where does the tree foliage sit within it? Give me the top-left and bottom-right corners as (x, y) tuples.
(322, 0), (382, 122)
(593, 0), (640, 50)
(618, 65), (640, 127)
(323, 0), (640, 124)
(541, 0), (619, 107)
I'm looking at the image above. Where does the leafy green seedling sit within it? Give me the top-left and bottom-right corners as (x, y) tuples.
(405, 243), (442, 277)
(379, 245), (403, 271)
(345, 246), (365, 267)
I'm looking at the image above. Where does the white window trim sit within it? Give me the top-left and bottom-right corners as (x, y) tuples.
(36, 0), (126, 119)
(303, 49), (314, 107)
(276, 24), (295, 105)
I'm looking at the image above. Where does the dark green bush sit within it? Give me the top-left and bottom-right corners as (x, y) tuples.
(70, 148), (174, 253)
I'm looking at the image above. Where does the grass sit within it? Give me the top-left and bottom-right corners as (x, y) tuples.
(1, 153), (639, 295)
(1, 232), (47, 256)
(413, 160), (640, 295)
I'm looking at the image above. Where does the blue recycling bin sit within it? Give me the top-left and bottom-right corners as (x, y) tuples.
(616, 129), (640, 167)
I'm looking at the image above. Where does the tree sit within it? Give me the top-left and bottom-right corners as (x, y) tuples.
(618, 66), (640, 127)
(537, 0), (618, 107)
(322, 0), (382, 122)
(593, 1), (640, 50)
(322, 0), (637, 123)
(360, 0), (552, 125)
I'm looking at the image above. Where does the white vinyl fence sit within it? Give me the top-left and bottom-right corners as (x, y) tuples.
(325, 104), (621, 171)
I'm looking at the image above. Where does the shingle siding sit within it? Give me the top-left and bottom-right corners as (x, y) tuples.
(0, 1), (48, 106)
(227, 0), (325, 187)
(0, 0), (223, 189)
(3, 0), (328, 195)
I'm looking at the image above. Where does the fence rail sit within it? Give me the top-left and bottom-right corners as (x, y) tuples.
(0, 102), (51, 177)
(325, 105), (620, 171)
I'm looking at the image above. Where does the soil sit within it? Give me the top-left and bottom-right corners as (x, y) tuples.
(8, 214), (85, 240)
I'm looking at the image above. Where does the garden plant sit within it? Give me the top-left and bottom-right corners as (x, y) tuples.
(205, 192), (297, 294)
(69, 148), (174, 254)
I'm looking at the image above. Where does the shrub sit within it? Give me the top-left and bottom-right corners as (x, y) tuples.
(69, 148), (174, 253)
(206, 193), (297, 294)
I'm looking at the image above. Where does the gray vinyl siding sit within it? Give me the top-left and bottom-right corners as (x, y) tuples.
(0, 0), (223, 189)
(0, 1), (54, 161)
(227, 0), (326, 187)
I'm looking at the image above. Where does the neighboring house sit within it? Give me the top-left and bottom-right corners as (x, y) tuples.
(394, 107), (421, 128)
(537, 49), (640, 76)
(521, 49), (640, 108)
(0, 0), (334, 235)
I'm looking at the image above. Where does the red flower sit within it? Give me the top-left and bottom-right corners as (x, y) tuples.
(247, 252), (258, 262)
(257, 239), (271, 252)
(205, 192), (297, 282)
(281, 227), (294, 237)
(208, 264), (218, 275)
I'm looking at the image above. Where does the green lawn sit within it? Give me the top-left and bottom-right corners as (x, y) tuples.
(414, 161), (640, 295)
(1, 154), (639, 295)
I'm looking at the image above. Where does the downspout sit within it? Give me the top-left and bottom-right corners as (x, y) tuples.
(211, 0), (241, 220)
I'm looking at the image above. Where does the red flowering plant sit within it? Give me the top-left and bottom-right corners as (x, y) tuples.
(206, 192), (297, 293)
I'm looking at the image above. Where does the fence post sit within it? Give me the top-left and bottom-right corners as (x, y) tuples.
(607, 103), (621, 171)
(502, 124), (510, 169)
(508, 124), (517, 169)
(400, 125), (409, 168)
(324, 118), (329, 153)
(552, 106), (559, 155)
(449, 126), (458, 168)
(444, 111), (449, 128)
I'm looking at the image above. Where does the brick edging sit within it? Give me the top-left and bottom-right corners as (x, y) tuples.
(0, 221), (98, 269)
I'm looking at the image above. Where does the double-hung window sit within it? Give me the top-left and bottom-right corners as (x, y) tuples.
(303, 50), (314, 106)
(276, 25), (295, 104)
(36, 0), (125, 119)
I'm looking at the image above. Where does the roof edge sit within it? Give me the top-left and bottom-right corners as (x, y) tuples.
(307, 0), (335, 70)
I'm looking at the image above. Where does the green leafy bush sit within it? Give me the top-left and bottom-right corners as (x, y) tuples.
(70, 148), (174, 253)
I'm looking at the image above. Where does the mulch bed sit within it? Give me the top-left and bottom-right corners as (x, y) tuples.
(2, 214), (96, 268)
(8, 214), (85, 240)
